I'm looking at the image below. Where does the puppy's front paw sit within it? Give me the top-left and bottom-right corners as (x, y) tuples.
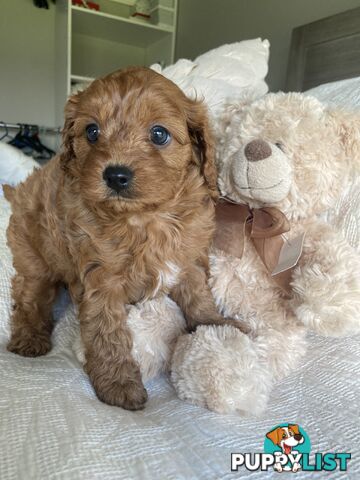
(96, 378), (148, 410)
(7, 331), (51, 357)
(89, 359), (148, 410)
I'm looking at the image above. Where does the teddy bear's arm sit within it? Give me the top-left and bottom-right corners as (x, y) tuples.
(290, 221), (360, 336)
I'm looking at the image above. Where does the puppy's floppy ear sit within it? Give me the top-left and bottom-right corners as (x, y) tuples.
(60, 91), (82, 172)
(185, 99), (218, 201)
(266, 427), (281, 446)
(289, 424), (300, 435)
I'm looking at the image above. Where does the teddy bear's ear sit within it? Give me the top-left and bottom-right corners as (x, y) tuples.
(60, 91), (82, 173)
(185, 98), (219, 201)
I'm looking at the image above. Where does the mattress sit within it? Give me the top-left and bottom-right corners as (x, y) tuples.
(1, 79), (360, 479)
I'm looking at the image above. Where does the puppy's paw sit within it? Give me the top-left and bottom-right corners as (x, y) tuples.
(90, 360), (148, 410)
(96, 378), (148, 410)
(7, 331), (51, 357)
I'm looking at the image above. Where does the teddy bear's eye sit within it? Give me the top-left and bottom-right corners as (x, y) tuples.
(275, 142), (284, 151)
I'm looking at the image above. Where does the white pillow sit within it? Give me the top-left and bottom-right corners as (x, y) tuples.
(152, 39), (270, 117)
(306, 76), (360, 109)
(0, 142), (39, 187)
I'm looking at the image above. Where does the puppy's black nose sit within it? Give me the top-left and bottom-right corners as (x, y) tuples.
(294, 434), (302, 441)
(103, 165), (133, 193)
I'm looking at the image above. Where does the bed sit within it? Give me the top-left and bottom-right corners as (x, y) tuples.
(1, 10), (360, 480)
(286, 6), (360, 92)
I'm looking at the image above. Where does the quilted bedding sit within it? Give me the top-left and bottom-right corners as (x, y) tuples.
(1, 81), (360, 479)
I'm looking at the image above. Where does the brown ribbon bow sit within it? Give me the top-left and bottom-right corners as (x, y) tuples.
(214, 199), (293, 295)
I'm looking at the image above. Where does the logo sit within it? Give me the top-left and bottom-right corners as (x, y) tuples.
(231, 423), (351, 473)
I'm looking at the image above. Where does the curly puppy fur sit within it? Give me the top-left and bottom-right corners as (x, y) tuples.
(4, 67), (243, 410)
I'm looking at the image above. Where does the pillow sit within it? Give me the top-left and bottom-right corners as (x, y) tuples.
(151, 39), (270, 117)
(306, 76), (360, 109)
(0, 143), (39, 187)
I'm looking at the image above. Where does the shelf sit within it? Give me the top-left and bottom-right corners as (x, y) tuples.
(108, 0), (136, 5)
(71, 74), (95, 83)
(72, 6), (173, 48)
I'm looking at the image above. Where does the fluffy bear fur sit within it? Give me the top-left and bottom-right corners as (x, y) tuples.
(171, 93), (360, 413)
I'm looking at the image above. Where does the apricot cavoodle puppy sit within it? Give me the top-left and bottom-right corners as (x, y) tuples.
(4, 67), (242, 410)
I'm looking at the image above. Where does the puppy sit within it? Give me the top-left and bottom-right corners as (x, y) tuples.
(266, 424), (304, 472)
(4, 67), (243, 410)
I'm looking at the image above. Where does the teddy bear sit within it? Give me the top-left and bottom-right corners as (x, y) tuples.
(74, 91), (360, 415)
(170, 92), (360, 414)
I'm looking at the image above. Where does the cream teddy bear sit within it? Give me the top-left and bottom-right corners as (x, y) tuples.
(75, 92), (360, 415)
(170, 92), (360, 414)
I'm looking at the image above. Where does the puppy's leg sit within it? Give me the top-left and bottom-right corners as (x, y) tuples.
(79, 274), (147, 410)
(170, 264), (249, 333)
(7, 273), (58, 357)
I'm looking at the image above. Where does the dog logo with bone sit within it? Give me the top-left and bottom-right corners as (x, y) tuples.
(265, 424), (306, 472)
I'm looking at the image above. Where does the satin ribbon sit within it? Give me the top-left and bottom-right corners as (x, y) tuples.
(214, 199), (293, 295)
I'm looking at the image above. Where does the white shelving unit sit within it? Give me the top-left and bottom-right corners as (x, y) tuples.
(55, 0), (178, 125)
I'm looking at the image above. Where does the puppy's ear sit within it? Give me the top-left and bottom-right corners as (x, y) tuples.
(60, 92), (82, 172)
(289, 424), (300, 435)
(266, 427), (281, 446)
(185, 99), (218, 201)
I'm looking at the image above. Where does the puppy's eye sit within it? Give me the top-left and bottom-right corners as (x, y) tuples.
(275, 142), (284, 151)
(150, 125), (171, 146)
(86, 123), (100, 144)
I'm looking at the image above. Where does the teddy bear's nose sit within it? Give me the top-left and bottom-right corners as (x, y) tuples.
(245, 139), (272, 162)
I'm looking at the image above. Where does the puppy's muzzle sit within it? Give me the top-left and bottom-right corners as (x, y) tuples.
(103, 165), (134, 194)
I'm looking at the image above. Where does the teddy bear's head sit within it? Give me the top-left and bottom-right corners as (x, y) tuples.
(218, 93), (360, 220)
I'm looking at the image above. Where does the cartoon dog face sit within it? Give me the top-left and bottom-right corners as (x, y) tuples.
(266, 424), (304, 455)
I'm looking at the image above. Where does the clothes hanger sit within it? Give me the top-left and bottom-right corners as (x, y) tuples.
(29, 127), (56, 158)
(0, 122), (12, 142)
(8, 124), (29, 150)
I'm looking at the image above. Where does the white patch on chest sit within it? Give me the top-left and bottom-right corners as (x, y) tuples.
(153, 261), (180, 297)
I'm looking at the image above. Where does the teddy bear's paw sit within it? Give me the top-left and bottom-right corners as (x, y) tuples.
(292, 262), (360, 336)
(255, 326), (307, 382)
(170, 325), (274, 416)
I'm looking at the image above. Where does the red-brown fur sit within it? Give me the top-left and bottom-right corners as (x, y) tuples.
(5, 67), (243, 410)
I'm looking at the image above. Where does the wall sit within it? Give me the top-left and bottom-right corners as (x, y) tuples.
(176, 0), (360, 91)
(0, 0), (56, 126)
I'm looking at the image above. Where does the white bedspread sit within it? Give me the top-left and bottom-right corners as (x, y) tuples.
(1, 80), (360, 479)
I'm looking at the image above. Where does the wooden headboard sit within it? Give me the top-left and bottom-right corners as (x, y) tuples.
(286, 7), (360, 92)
